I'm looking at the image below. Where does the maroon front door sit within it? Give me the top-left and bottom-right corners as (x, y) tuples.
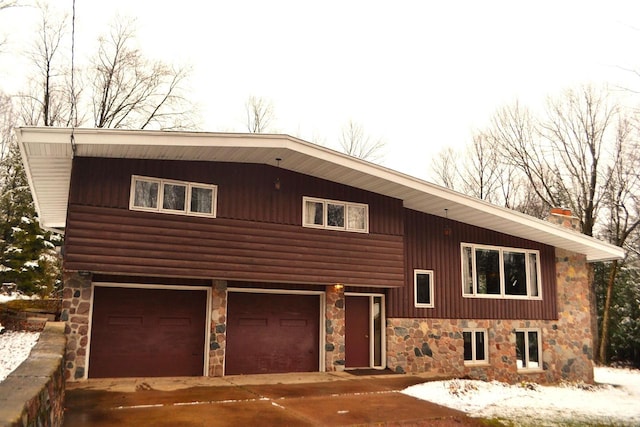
(89, 286), (207, 378)
(345, 295), (370, 368)
(225, 292), (320, 375)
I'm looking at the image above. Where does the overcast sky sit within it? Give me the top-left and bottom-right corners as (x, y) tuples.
(1, 0), (639, 180)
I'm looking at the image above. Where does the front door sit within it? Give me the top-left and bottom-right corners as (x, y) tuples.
(345, 294), (385, 368)
(345, 295), (370, 368)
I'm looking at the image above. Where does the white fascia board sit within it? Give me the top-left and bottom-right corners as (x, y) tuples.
(16, 127), (625, 261)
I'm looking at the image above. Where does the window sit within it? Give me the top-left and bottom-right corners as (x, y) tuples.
(463, 329), (488, 364)
(461, 243), (541, 299)
(515, 329), (542, 371)
(130, 176), (217, 218)
(302, 197), (368, 233)
(414, 270), (434, 308)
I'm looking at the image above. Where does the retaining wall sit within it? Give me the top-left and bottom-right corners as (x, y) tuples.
(0, 322), (66, 427)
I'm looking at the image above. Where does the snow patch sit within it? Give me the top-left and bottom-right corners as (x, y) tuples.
(0, 330), (40, 382)
(403, 367), (640, 426)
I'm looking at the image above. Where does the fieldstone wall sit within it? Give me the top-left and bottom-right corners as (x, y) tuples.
(325, 285), (345, 371)
(0, 322), (66, 427)
(386, 247), (595, 384)
(208, 280), (227, 377)
(61, 272), (92, 381)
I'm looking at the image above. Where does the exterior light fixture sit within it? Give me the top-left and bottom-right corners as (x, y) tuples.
(334, 283), (344, 290)
(274, 158), (282, 191)
(444, 209), (452, 237)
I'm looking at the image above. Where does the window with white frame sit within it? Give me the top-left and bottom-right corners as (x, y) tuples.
(515, 329), (542, 370)
(302, 197), (368, 233)
(130, 175), (217, 217)
(461, 243), (541, 299)
(463, 329), (488, 364)
(414, 270), (434, 308)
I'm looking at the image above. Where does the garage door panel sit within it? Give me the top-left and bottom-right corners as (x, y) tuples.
(89, 286), (207, 378)
(226, 293), (320, 375)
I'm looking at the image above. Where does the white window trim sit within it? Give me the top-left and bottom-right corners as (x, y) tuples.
(461, 243), (542, 300)
(302, 196), (369, 233)
(515, 328), (543, 372)
(414, 269), (434, 308)
(463, 328), (489, 365)
(130, 175), (217, 218)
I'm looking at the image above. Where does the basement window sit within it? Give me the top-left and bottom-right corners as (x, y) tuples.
(130, 175), (217, 218)
(515, 329), (542, 371)
(463, 329), (488, 365)
(461, 243), (541, 300)
(303, 197), (368, 233)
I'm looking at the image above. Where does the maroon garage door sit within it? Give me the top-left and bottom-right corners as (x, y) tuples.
(89, 286), (207, 378)
(225, 292), (320, 375)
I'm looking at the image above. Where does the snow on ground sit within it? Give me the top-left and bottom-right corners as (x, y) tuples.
(403, 367), (640, 426)
(0, 329), (40, 382)
(0, 293), (38, 304)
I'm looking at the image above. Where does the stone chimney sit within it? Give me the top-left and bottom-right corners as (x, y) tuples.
(547, 207), (580, 231)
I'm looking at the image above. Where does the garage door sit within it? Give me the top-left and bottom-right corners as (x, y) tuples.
(89, 286), (208, 378)
(225, 292), (320, 375)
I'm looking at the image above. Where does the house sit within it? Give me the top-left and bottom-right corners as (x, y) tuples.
(17, 127), (624, 383)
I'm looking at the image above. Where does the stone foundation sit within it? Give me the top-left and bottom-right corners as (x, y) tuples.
(386, 247), (594, 384)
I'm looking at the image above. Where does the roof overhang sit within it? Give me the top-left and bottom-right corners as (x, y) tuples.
(17, 127), (624, 262)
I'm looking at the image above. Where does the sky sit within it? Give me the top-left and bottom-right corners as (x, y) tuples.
(1, 0), (639, 180)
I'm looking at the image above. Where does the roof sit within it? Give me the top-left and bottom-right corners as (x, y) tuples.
(17, 126), (624, 262)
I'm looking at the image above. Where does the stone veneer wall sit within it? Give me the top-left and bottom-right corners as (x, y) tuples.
(386, 247), (594, 384)
(208, 280), (227, 376)
(325, 285), (345, 371)
(61, 272), (92, 381)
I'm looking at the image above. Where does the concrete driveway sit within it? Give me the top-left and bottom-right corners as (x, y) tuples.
(63, 371), (486, 426)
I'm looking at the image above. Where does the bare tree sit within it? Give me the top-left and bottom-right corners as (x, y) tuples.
(90, 17), (194, 129)
(489, 86), (618, 237)
(339, 120), (385, 162)
(432, 132), (529, 211)
(458, 132), (501, 202)
(0, 1), (18, 11)
(17, 3), (72, 126)
(245, 96), (275, 133)
(0, 91), (14, 162)
(431, 147), (460, 191)
(0, 0), (20, 52)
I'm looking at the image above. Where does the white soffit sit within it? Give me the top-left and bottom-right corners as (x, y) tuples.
(17, 127), (624, 262)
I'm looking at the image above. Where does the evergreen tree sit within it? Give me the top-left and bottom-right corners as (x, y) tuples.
(0, 92), (61, 296)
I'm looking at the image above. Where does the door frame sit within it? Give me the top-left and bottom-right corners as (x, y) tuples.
(86, 282), (212, 380)
(226, 287), (326, 373)
(345, 292), (386, 369)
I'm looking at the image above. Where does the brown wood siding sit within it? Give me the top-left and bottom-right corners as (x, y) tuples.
(68, 157), (404, 235)
(64, 205), (404, 287)
(387, 209), (558, 320)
